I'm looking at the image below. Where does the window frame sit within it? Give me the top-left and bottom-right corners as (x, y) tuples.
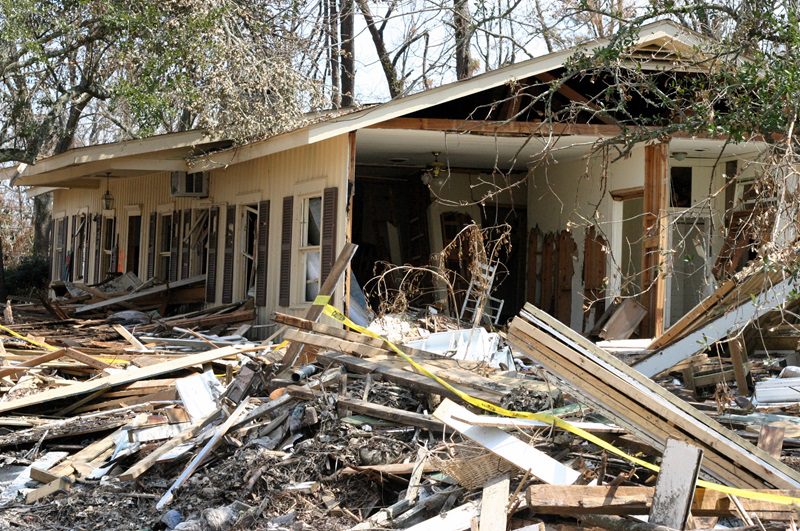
(156, 212), (173, 281)
(298, 194), (323, 303)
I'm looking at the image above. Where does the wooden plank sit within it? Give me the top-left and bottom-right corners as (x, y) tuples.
(648, 278), (736, 351)
(112, 324), (149, 352)
(649, 439), (703, 529)
(279, 242), (358, 369)
(729, 337), (750, 395)
(432, 399), (581, 485)
(75, 275), (206, 314)
(24, 475), (72, 504)
(526, 485), (800, 520)
(117, 410), (219, 481)
(156, 400), (250, 510)
(758, 425), (786, 459)
(479, 473), (510, 531)
(273, 312), (385, 349)
(599, 298), (647, 340)
(510, 304), (800, 489)
(0, 345), (251, 415)
(635, 275), (795, 377)
(0, 349), (67, 378)
(62, 348), (112, 370)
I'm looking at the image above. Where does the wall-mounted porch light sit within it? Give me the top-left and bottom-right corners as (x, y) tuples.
(102, 172), (114, 210)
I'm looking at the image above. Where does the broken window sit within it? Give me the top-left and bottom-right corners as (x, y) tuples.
(670, 167), (692, 208)
(186, 209), (209, 276)
(300, 196), (322, 302)
(73, 214), (87, 281)
(157, 213), (173, 280)
(100, 216), (116, 278)
(240, 204), (258, 298)
(53, 217), (67, 280)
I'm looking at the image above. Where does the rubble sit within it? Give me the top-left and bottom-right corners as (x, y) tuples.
(3, 260), (800, 530)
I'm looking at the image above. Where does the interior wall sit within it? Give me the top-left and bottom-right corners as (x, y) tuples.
(527, 144), (754, 332)
(528, 147), (644, 330)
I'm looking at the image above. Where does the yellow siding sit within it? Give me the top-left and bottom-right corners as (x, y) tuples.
(52, 134), (351, 322)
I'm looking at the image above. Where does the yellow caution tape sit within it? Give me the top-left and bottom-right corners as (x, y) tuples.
(0, 323), (59, 352)
(318, 302), (800, 506)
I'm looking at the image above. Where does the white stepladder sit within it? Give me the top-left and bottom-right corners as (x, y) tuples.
(459, 261), (505, 326)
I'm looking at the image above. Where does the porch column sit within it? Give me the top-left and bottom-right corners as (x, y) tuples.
(641, 141), (669, 337)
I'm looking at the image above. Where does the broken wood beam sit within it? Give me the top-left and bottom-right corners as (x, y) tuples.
(509, 303), (800, 489)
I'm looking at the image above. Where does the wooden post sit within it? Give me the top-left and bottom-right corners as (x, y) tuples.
(758, 424), (786, 459)
(479, 473), (511, 531)
(344, 132), (356, 318)
(649, 438), (703, 529)
(729, 337), (750, 395)
(641, 142), (669, 338)
(279, 242), (358, 370)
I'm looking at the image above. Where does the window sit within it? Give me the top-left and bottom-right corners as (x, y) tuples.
(125, 215), (140, 276)
(73, 214), (87, 281)
(670, 167), (692, 208)
(53, 217), (67, 280)
(170, 171), (209, 197)
(240, 204), (258, 298)
(300, 196), (322, 302)
(157, 213), (173, 280)
(187, 209), (209, 276)
(97, 217), (116, 281)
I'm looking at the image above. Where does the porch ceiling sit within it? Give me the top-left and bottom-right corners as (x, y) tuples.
(356, 128), (768, 172)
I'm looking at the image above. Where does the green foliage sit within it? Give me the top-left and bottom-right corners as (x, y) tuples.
(3, 254), (48, 296)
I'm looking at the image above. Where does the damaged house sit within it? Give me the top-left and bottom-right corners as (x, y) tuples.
(11, 20), (768, 338)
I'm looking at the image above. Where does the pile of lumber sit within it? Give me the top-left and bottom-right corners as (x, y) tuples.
(2, 259), (800, 529)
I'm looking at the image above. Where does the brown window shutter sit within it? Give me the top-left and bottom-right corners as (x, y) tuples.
(255, 200), (270, 306)
(221, 205), (236, 303)
(48, 219), (54, 282)
(109, 219), (118, 274)
(82, 217), (91, 281)
(206, 206), (220, 302)
(59, 218), (68, 279)
(279, 196), (293, 307)
(169, 210), (180, 282)
(93, 214), (102, 282)
(146, 212), (157, 280)
(181, 210), (191, 279)
(321, 187), (338, 282)
(68, 215), (77, 281)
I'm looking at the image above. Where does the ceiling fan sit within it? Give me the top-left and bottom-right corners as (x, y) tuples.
(420, 152), (446, 185)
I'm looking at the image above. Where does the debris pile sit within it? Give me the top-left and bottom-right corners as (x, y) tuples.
(1, 260), (800, 530)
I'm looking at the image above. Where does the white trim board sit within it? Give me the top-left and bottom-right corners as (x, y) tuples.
(432, 399), (581, 485)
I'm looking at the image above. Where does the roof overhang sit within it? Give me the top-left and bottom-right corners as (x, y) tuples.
(14, 20), (714, 187)
(12, 130), (225, 187)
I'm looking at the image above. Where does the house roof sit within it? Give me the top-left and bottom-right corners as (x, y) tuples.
(14, 19), (709, 187)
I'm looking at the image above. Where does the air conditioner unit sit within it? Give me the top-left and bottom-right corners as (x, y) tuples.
(171, 171), (209, 198)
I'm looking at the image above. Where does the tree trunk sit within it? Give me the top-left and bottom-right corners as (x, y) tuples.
(356, 0), (403, 98)
(453, 0), (473, 80)
(32, 194), (52, 258)
(340, 0), (355, 106)
(0, 236), (7, 302)
(328, 0), (341, 107)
